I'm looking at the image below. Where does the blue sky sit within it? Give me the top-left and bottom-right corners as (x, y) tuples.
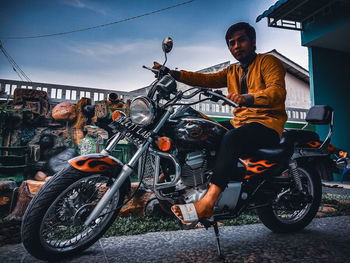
(0, 0), (308, 91)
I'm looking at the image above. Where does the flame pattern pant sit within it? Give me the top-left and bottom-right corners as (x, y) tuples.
(213, 122), (280, 191)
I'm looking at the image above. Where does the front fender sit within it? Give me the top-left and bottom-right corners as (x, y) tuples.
(68, 153), (123, 174)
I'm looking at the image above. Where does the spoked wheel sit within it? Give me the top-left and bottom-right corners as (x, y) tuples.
(21, 166), (129, 260)
(257, 165), (322, 233)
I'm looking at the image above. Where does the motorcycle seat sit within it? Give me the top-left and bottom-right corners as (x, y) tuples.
(247, 129), (319, 162)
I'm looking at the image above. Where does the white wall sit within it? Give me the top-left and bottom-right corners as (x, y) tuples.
(285, 73), (310, 109)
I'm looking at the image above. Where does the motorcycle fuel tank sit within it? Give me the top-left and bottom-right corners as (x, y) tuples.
(167, 106), (227, 151)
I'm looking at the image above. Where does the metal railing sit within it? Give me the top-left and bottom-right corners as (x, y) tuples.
(189, 100), (308, 123)
(0, 79), (308, 123)
(0, 79), (138, 104)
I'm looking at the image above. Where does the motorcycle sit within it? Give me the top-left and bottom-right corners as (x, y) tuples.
(22, 37), (337, 260)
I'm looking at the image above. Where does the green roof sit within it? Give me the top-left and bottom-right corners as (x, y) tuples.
(256, 0), (289, 22)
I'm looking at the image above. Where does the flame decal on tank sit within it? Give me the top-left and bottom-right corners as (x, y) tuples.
(240, 158), (277, 179)
(69, 155), (120, 173)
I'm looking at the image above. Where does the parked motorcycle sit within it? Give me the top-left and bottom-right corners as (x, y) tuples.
(22, 37), (337, 260)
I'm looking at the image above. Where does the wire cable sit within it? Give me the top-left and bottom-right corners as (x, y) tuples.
(1, 0), (195, 40)
(0, 41), (31, 81)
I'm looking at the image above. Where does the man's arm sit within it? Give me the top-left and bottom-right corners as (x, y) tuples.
(153, 61), (229, 89)
(250, 55), (286, 107)
(176, 68), (229, 89)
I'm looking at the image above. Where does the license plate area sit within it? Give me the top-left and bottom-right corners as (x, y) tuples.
(109, 116), (151, 145)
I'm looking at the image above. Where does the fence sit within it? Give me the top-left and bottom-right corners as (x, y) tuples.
(0, 79), (138, 105)
(189, 100), (307, 123)
(0, 78), (308, 123)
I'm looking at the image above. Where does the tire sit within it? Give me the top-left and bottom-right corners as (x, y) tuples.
(257, 164), (322, 233)
(21, 165), (129, 260)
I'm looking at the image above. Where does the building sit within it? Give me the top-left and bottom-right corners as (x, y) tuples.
(0, 50), (311, 126)
(257, 0), (350, 157)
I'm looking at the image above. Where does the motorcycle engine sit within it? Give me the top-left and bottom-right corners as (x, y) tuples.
(181, 151), (213, 187)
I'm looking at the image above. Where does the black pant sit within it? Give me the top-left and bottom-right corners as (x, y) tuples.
(212, 122), (280, 190)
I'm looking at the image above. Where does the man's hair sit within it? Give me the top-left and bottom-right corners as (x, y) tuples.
(225, 22), (256, 50)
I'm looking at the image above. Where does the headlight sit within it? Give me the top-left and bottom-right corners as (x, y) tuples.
(130, 96), (155, 126)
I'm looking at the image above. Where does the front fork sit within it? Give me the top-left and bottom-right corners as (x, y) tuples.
(84, 107), (174, 226)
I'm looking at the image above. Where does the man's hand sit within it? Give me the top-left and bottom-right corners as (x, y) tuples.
(223, 93), (246, 106)
(152, 61), (161, 78)
(152, 61), (162, 70)
(152, 61), (170, 78)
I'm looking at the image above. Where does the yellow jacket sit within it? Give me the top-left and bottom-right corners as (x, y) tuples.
(178, 53), (287, 137)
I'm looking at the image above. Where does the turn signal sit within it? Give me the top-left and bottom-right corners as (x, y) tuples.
(112, 110), (124, 121)
(158, 137), (171, 152)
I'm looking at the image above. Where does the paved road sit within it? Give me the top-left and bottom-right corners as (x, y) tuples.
(1, 216), (349, 263)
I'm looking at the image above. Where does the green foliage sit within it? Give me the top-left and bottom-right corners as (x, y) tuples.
(0, 102), (21, 126)
(221, 212), (260, 226)
(104, 215), (180, 237)
(317, 193), (350, 217)
(103, 193), (350, 238)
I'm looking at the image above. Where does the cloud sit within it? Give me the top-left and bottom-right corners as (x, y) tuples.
(62, 0), (107, 15)
(66, 39), (159, 61)
(168, 41), (233, 71)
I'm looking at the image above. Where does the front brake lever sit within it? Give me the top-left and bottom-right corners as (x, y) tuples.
(205, 89), (238, 107)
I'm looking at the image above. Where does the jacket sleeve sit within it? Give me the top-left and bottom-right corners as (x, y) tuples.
(252, 55), (286, 107)
(178, 66), (229, 88)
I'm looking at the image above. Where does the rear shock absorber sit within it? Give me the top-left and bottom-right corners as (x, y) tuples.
(289, 160), (303, 192)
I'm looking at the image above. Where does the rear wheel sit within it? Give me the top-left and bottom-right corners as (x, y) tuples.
(257, 164), (322, 233)
(21, 166), (129, 260)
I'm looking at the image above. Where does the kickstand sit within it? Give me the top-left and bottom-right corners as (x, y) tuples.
(213, 221), (224, 259)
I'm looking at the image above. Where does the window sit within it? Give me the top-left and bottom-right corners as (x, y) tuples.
(99, 93), (104, 101)
(11, 85), (17, 94)
(51, 88), (56, 98)
(80, 91), (85, 99)
(94, 92), (99, 101)
(86, 91), (90, 98)
(65, 90), (71, 100)
(5, 84), (10, 95)
(71, 90), (77, 100)
(57, 89), (62, 99)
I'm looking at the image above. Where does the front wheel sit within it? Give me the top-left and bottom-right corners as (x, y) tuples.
(21, 166), (129, 260)
(257, 164), (322, 233)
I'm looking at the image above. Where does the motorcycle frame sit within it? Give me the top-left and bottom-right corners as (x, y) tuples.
(82, 83), (334, 226)
(83, 107), (174, 226)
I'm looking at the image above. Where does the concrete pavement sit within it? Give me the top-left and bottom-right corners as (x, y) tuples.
(0, 216), (349, 263)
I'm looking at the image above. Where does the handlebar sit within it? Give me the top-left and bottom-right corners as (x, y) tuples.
(142, 65), (159, 74)
(180, 88), (238, 108)
(143, 65), (238, 108)
(205, 89), (239, 107)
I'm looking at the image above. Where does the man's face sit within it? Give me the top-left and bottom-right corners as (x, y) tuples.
(228, 29), (255, 62)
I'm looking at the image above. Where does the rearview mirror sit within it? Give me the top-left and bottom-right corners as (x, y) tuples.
(162, 37), (173, 53)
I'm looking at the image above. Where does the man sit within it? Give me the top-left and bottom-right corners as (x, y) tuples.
(155, 22), (287, 224)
